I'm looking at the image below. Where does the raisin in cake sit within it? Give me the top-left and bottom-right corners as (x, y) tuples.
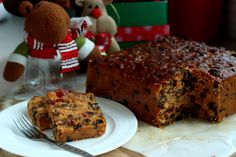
(86, 36), (236, 127)
(46, 89), (106, 142)
(27, 96), (51, 130)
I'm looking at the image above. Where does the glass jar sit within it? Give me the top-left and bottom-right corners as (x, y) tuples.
(15, 56), (80, 100)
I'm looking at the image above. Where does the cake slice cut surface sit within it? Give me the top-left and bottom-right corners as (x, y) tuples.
(27, 96), (51, 130)
(46, 89), (106, 142)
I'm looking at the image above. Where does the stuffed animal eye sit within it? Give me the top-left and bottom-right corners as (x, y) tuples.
(88, 5), (93, 9)
(95, 5), (99, 9)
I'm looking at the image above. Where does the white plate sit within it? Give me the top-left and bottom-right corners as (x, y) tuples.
(0, 97), (138, 157)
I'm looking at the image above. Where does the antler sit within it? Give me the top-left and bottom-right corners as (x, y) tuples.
(74, 0), (85, 7)
(103, 0), (113, 5)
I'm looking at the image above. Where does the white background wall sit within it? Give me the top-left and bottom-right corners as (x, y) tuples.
(0, 16), (24, 96)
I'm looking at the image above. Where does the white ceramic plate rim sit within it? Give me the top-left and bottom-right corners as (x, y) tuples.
(0, 97), (138, 157)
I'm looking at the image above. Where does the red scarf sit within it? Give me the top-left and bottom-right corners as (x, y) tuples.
(85, 31), (111, 54)
(25, 31), (80, 73)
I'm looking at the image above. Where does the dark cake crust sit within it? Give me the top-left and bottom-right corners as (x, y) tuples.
(86, 36), (236, 127)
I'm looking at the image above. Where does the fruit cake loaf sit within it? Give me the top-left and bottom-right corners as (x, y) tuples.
(86, 36), (236, 127)
(46, 89), (106, 142)
(27, 96), (51, 130)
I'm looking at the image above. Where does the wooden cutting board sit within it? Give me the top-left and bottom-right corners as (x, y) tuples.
(0, 147), (145, 157)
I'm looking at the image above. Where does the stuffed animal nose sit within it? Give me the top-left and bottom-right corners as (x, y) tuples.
(91, 8), (102, 19)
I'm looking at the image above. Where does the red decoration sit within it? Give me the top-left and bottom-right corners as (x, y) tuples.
(115, 25), (170, 42)
(91, 8), (102, 19)
(95, 33), (112, 52)
(85, 31), (111, 53)
(85, 31), (95, 41)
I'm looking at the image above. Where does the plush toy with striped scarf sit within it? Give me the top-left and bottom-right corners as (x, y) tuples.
(3, 0), (101, 82)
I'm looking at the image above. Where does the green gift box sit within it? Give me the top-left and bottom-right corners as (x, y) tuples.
(107, 1), (169, 49)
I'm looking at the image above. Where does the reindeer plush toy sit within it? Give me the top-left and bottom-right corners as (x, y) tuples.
(75, 0), (120, 55)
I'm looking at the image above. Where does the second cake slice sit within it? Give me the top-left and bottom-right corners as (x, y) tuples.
(46, 89), (106, 142)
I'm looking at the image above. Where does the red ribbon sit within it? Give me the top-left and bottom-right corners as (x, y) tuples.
(115, 25), (170, 42)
